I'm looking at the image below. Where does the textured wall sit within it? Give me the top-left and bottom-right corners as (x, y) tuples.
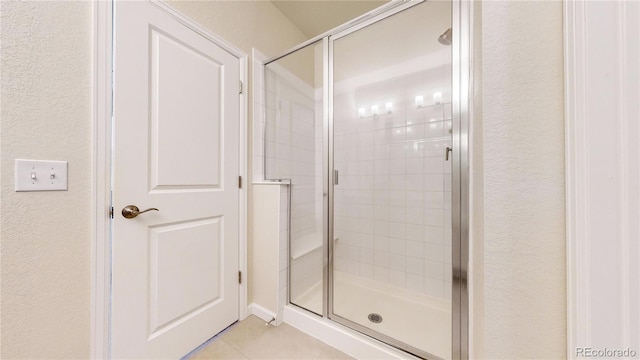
(480, 1), (566, 358)
(469, 1), (484, 357)
(0, 1), (93, 358)
(0, 1), (305, 359)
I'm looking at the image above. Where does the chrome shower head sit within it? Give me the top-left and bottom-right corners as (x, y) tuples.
(438, 28), (452, 46)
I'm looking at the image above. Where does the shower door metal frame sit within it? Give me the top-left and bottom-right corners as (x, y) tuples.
(325, 1), (471, 359)
(451, 0), (471, 359)
(264, 0), (472, 358)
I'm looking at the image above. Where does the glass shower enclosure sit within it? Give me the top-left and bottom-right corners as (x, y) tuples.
(262, 1), (467, 359)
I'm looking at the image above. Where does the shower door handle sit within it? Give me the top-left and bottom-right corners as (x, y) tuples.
(445, 147), (452, 161)
(334, 170), (339, 185)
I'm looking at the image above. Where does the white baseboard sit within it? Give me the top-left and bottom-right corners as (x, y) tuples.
(248, 303), (276, 324)
(283, 305), (421, 360)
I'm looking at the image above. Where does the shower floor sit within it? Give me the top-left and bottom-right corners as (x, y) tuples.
(293, 271), (451, 359)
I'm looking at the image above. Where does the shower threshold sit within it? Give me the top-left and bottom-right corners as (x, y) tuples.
(292, 271), (451, 359)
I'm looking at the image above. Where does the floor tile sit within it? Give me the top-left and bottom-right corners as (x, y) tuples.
(190, 339), (248, 360)
(189, 315), (354, 360)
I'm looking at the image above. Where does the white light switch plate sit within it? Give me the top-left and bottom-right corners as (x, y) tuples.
(15, 159), (68, 191)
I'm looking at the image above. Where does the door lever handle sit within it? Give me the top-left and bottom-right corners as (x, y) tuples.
(122, 205), (159, 219)
(445, 147), (452, 161)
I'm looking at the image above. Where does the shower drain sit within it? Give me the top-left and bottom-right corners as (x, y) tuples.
(368, 313), (383, 324)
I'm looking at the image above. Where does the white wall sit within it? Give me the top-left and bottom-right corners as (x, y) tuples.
(475, 1), (566, 358)
(566, 1), (640, 357)
(0, 2), (306, 358)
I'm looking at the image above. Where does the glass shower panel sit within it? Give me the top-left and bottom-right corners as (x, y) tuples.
(331, 1), (452, 358)
(264, 41), (324, 315)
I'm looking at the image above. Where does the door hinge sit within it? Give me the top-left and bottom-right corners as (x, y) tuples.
(238, 271), (242, 284)
(238, 175), (242, 189)
(239, 80), (243, 94)
(109, 207), (114, 219)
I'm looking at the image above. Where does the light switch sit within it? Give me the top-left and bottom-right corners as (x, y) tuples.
(15, 159), (68, 191)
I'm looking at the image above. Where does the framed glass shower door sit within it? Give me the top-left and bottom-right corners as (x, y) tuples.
(264, 40), (325, 316)
(328, 1), (454, 359)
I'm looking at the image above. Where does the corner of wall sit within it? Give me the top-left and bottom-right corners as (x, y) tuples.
(469, 1), (485, 357)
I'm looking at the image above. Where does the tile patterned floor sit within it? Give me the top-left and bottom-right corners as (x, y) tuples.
(188, 315), (354, 360)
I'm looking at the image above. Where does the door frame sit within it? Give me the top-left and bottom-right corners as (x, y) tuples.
(322, 1), (471, 359)
(91, 1), (248, 358)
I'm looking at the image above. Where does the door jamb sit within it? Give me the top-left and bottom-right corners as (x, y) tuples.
(91, 2), (249, 358)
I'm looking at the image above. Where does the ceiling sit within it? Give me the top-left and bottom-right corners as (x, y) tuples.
(271, 0), (388, 39)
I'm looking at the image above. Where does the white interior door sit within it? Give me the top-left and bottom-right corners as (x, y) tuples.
(112, 2), (241, 358)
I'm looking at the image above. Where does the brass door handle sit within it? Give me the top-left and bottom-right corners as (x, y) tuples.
(122, 205), (159, 219)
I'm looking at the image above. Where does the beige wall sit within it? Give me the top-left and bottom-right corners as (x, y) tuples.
(469, 0), (485, 357)
(1, 0), (567, 358)
(474, 0), (566, 358)
(0, 1), (305, 359)
(1, 2), (93, 358)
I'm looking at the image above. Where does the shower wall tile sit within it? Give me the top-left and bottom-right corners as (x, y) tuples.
(260, 67), (324, 313)
(333, 66), (453, 300)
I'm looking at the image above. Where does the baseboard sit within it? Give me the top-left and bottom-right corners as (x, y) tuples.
(248, 303), (277, 324)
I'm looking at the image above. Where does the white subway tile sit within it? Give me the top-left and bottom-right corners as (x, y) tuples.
(389, 237), (406, 255)
(424, 260), (444, 280)
(406, 239), (425, 256)
(374, 205), (389, 221)
(424, 243), (444, 262)
(374, 236), (390, 252)
(406, 108), (425, 125)
(406, 174), (424, 191)
(405, 207), (424, 225)
(406, 124), (425, 141)
(389, 158), (406, 174)
(360, 233), (374, 249)
(389, 190), (405, 207)
(406, 224), (424, 241)
(374, 221), (390, 236)
(361, 248), (375, 264)
(424, 174), (445, 191)
(389, 223), (407, 239)
(406, 158), (424, 174)
(425, 226), (444, 244)
(424, 277), (444, 298)
(406, 257), (424, 275)
(406, 273), (425, 293)
(390, 270), (406, 288)
(390, 254), (406, 271)
(389, 206), (406, 223)
(375, 266), (390, 283)
(391, 127), (406, 143)
(361, 263), (375, 280)
(374, 250), (390, 268)
(390, 174), (406, 190)
(424, 156), (444, 174)
(424, 209), (445, 227)
(424, 191), (445, 209)
(347, 260), (360, 275)
(425, 121), (444, 138)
